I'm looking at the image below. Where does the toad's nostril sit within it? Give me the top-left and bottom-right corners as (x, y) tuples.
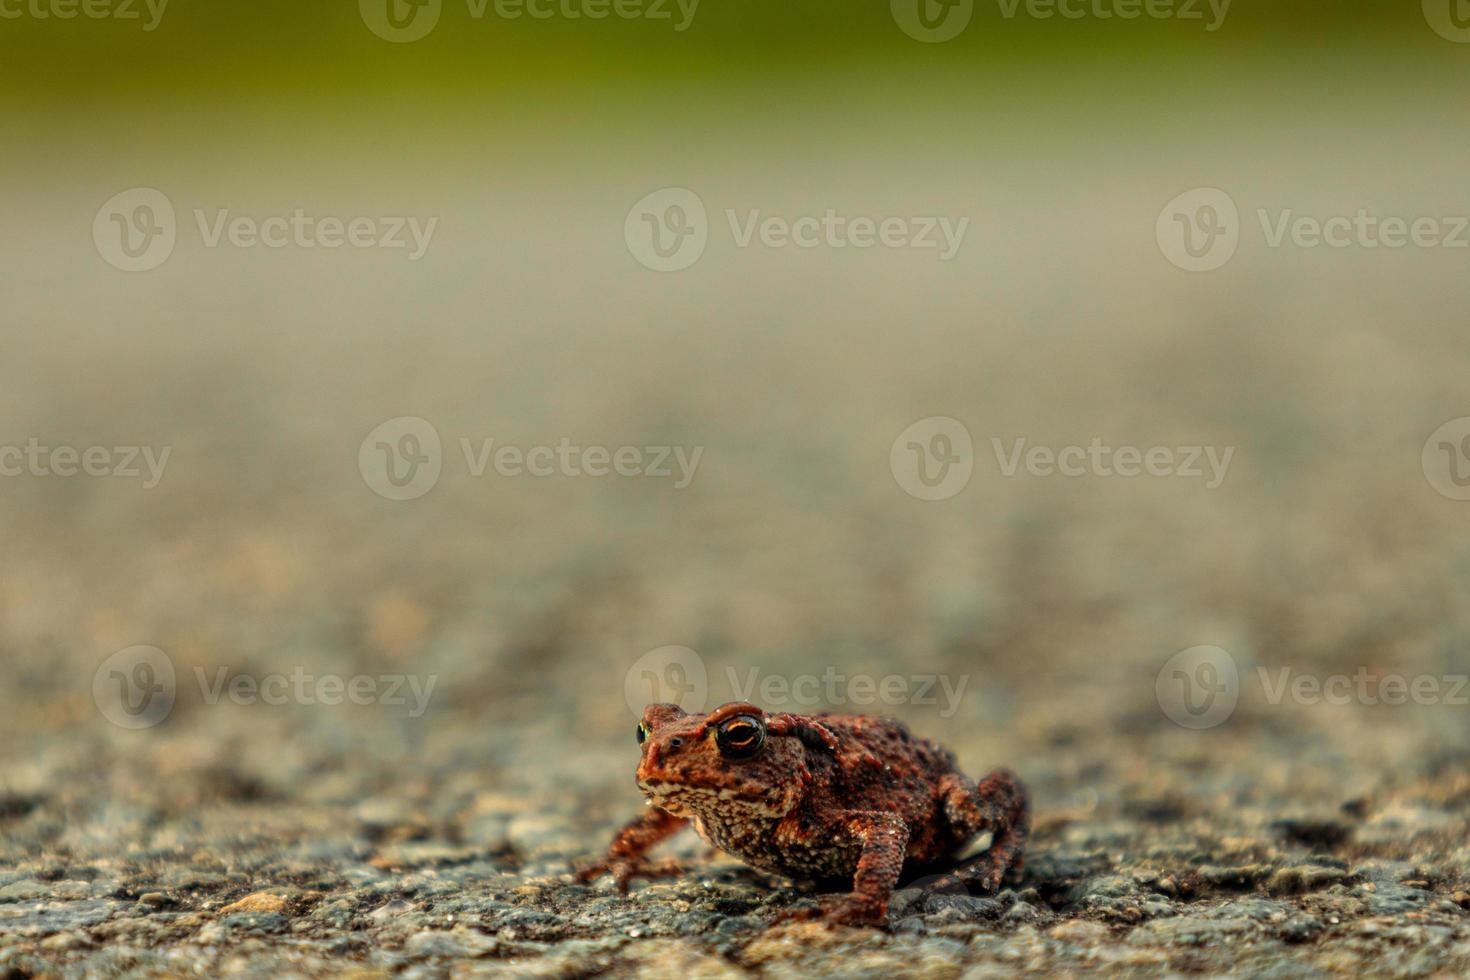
(670, 737), (685, 749)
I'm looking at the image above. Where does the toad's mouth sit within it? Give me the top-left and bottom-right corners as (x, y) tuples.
(637, 778), (791, 818)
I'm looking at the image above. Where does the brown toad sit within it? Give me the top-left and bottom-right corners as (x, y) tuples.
(579, 701), (1029, 926)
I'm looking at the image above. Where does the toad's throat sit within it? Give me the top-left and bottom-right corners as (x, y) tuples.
(637, 778), (791, 818)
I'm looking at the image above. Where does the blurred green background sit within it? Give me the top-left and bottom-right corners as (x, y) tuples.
(1, 0), (1460, 105)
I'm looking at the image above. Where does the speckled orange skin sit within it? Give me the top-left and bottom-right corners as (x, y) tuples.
(579, 702), (1029, 927)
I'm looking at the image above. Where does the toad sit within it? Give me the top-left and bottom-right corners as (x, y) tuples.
(580, 701), (1028, 926)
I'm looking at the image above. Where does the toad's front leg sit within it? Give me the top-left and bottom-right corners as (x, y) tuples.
(577, 805), (688, 892)
(779, 812), (909, 927)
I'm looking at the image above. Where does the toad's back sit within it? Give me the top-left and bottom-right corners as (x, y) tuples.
(814, 712), (963, 794)
(778, 713), (973, 864)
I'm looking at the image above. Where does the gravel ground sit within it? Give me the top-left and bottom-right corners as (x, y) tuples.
(7, 691), (1470, 978)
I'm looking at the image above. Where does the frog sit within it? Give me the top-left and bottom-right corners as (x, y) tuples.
(578, 701), (1029, 927)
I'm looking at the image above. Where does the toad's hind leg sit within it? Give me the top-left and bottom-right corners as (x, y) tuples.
(934, 768), (1029, 893)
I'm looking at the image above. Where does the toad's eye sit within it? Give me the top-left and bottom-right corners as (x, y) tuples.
(715, 714), (766, 760)
(636, 723), (647, 744)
